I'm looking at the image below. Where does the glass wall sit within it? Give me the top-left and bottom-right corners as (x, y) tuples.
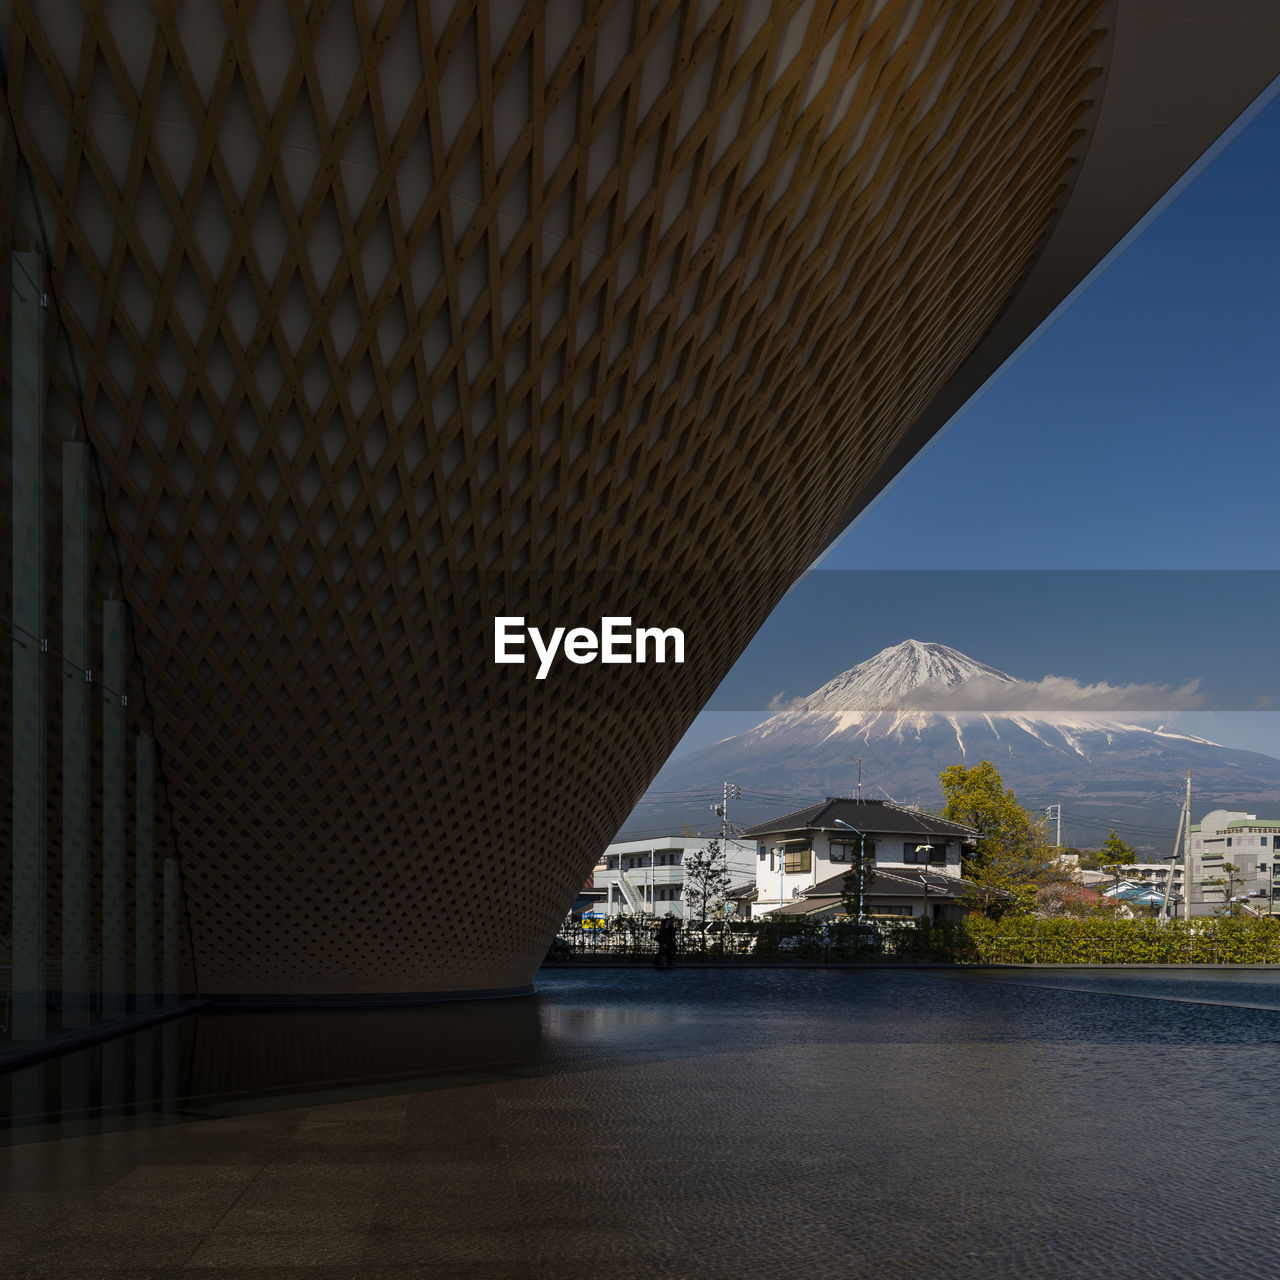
(2, 91), (195, 1054)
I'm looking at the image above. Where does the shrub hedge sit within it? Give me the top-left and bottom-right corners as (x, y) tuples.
(556, 914), (1280, 964)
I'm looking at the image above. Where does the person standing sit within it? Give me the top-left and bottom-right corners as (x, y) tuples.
(654, 916), (678, 968)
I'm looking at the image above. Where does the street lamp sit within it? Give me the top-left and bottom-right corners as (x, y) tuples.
(833, 818), (867, 921)
(916, 845), (933, 925)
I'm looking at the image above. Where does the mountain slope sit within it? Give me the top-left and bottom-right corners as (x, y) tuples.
(629, 641), (1280, 851)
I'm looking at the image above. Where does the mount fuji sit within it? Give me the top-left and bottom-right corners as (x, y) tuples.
(627, 640), (1280, 852)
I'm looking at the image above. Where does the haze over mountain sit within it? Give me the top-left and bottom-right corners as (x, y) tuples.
(626, 641), (1280, 853)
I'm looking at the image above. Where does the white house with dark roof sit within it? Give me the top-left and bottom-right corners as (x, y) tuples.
(743, 797), (979, 919)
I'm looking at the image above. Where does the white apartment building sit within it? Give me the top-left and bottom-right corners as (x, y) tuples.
(1188, 809), (1280, 912)
(1088, 811), (1280, 916)
(592, 836), (757, 920)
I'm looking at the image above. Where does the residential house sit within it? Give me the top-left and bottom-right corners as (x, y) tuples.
(763, 867), (977, 922)
(743, 797), (979, 920)
(1082, 862), (1185, 905)
(1084, 878), (1180, 917)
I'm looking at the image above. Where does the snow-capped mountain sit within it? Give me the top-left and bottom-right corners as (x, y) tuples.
(628, 640), (1280, 852)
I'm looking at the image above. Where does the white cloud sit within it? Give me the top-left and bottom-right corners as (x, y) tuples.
(894, 673), (1205, 715)
(766, 690), (806, 714)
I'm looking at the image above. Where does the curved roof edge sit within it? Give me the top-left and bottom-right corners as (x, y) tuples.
(824, 0), (1280, 551)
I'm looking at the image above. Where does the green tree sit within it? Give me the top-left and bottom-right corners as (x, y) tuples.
(1099, 830), (1137, 914)
(1100, 830), (1135, 872)
(682, 837), (732, 952)
(1207, 861), (1250, 917)
(939, 761), (1067, 919)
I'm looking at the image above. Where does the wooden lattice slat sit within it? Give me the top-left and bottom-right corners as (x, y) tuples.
(6, 0), (1105, 993)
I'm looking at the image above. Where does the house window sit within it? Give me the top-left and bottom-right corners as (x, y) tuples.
(871, 904), (913, 917)
(759, 845), (766, 860)
(831, 839), (874, 861)
(1228, 838), (1233, 847)
(904, 842), (946, 864)
(830, 842), (859, 863)
(784, 848), (811, 874)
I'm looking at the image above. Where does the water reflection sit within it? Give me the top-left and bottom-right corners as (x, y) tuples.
(2, 997), (544, 1140)
(6, 968), (1280, 1143)
(5, 969), (1280, 1277)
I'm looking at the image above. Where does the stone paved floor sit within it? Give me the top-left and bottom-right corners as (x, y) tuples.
(4, 967), (1280, 1277)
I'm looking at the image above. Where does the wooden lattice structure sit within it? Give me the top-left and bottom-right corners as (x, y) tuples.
(1, 0), (1148, 994)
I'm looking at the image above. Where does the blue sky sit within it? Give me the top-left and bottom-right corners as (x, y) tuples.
(673, 84), (1280, 760)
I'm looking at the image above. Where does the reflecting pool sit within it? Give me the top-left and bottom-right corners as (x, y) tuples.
(3, 967), (1279, 1277)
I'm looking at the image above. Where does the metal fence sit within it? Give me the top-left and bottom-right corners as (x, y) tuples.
(548, 916), (1280, 965)
(552, 917), (948, 964)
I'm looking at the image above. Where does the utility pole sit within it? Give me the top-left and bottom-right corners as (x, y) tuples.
(851, 757), (862, 799)
(1159, 771), (1192, 922)
(723, 781), (740, 844)
(1044, 804), (1061, 847)
(710, 781), (741, 901)
(1182, 770), (1193, 925)
(710, 781), (741, 846)
(710, 781), (740, 841)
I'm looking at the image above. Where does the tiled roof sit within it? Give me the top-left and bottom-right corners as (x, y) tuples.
(743, 797), (978, 840)
(764, 868), (978, 915)
(766, 896), (839, 917)
(805, 868), (976, 900)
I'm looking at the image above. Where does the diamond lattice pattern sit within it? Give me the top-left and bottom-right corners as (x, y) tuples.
(5, 0), (1103, 992)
